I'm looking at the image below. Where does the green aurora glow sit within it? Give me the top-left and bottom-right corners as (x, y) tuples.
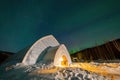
(0, 0), (120, 52)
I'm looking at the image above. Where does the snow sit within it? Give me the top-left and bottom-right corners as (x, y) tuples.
(1, 61), (120, 80)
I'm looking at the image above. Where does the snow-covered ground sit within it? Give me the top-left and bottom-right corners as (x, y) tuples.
(0, 62), (120, 80)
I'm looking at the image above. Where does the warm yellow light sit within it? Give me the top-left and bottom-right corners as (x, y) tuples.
(58, 56), (69, 67)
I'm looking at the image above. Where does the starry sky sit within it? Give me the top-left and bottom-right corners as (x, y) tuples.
(0, 0), (120, 53)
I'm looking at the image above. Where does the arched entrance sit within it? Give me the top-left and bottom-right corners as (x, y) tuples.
(60, 55), (68, 66)
(53, 44), (72, 67)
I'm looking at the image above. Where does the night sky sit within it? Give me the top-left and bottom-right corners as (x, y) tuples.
(0, 0), (120, 53)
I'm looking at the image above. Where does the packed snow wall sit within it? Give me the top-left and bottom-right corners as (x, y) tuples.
(22, 35), (60, 65)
